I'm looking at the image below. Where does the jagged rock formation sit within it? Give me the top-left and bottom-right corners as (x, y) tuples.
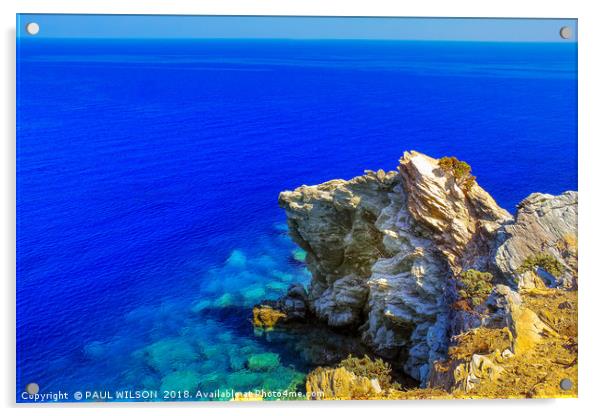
(493, 191), (578, 288)
(275, 150), (577, 395)
(398, 153), (513, 272)
(278, 151), (512, 382)
(278, 169), (398, 329)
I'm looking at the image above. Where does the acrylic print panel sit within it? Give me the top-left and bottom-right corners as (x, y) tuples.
(16, 14), (578, 403)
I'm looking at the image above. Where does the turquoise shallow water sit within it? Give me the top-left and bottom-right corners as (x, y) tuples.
(35, 221), (312, 400)
(17, 39), (577, 401)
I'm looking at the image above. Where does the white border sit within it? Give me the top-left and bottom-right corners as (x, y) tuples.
(2, 1), (601, 415)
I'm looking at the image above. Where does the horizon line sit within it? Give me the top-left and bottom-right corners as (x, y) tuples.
(17, 15), (578, 43)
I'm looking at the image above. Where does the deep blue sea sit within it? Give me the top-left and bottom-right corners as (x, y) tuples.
(16, 39), (577, 401)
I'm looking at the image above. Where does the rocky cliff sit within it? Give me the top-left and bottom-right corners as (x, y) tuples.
(279, 151), (511, 381)
(275, 150), (578, 393)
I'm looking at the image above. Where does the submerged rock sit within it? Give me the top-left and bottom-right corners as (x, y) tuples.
(160, 370), (201, 392)
(190, 299), (212, 314)
(242, 286), (267, 304)
(83, 341), (106, 360)
(266, 281), (288, 292)
(226, 370), (264, 391)
(143, 339), (199, 374)
(229, 353), (247, 372)
(246, 352), (280, 372)
(214, 293), (236, 308)
(226, 250), (247, 268)
(292, 248), (307, 263)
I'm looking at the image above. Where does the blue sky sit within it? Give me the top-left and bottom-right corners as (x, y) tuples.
(17, 15), (577, 42)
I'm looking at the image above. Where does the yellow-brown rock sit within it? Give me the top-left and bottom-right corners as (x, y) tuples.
(306, 366), (382, 400)
(252, 304), (286, 330)
(428, 287), (576, 398)
(510, 305), (559, 355)
(453, 352), (505, 391)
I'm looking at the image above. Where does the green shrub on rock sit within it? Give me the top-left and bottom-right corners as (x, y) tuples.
(438, 156), (476, 191)
(456, 269), (494, 308)
(517, 253), (564, 278)
(339, 354), (395, 390)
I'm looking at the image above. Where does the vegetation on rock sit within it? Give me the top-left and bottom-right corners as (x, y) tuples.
(467, 288), (577, 398)
(517, 253), (564, 278)
(456, 269), (494, 308)
(448, 327), (513, 360)
(438, 156), (476, 191)
(556, 234), (578, 277)
(339, 354), (396, 390)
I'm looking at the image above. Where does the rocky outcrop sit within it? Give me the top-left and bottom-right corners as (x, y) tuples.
(398, 152), (512, 272)
(252, 284), (308, 330)
(493, 191), (577, 288)
(277, 150), (577, 391)
(278, 170), (398, 328)
(278, 151), (511, 382)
